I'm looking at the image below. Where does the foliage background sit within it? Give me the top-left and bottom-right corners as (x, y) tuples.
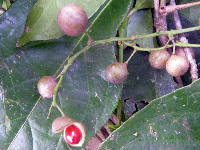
(0, 0), (200, 149)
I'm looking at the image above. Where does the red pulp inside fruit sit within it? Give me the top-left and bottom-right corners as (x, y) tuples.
(64, 125), (82, 144)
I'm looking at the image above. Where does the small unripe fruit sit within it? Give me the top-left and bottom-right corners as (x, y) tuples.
(175, 47), (195, 59)
(148, 49), (170, 69)
(52, 117), (74, 133)
(57, 4), (88, 36)
(63, 122), (86, 147)
(105, 62), (128, 84)
(166, 55), (189, 77)
(37, 76), (58, 98)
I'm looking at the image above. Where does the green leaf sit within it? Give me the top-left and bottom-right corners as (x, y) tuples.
(177, 0), (200, 25)
(100, 79), (200, 149)
(16, 0), (107, 46)
(0, 0), (132, 149)
(1, 0), (200, 149)
(127, 9), (154, 48)
(135, 0), (154, 9)
(0, 0), (38, 58)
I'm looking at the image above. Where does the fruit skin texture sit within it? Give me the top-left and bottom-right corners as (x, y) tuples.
(148, 49), (170, 69)
(105, 62), (128, 84)
(166, 55), (189, 77)
(57, 4), (88, 36)
(37, 76), (58, 98)
(52, 117), (86, 147)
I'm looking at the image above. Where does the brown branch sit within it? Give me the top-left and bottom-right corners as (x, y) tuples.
(154, 0), (172, 53)
(160, 1), (200, 16)
(170, 0), (198, 82)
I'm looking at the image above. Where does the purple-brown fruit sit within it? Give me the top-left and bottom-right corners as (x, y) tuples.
(37, 76), (58, 98)
(57, 4), (88, 36)
(105, 62), (128, 84)
(148, 49), (170, 69)
(166, 55), (189, 77)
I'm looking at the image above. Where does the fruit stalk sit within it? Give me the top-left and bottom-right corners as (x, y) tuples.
(125, 49), (137, 64)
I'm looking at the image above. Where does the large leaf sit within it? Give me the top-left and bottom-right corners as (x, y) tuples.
(100, 79), (200, 149)
(127, 9), (154, 48)
(1, 0), (200, 149)
(177, 0), (200, 25)
(0, 0), (38, 58)
(16, 0), (107, 46)
(0, 0), (132, 149)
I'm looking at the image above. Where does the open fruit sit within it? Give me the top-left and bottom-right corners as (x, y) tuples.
(63, 122), (86, 147)
(37, 76), (58, 98)
(52, 117), (86, 147)
(105, 62), (128, 84)
(57, 4), (88, 36)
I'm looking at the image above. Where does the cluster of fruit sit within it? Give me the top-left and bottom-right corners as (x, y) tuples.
(37, 76), (86, 147)
(37, 4), (88, 147)
(36, 3), (130, 147)
(37, 3), (194, 147)
(148, 47), (194, 77)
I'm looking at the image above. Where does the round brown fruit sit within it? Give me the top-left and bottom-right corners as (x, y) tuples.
(37, 76), (58, 98)
(57, 4), (88, 36)
(166, 55), (189, 77)
(148, 49), (170, 69)
(105, 62), (128, 84)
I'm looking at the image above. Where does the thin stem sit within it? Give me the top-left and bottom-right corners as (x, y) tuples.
(125, 49), (137, 64)
(124, 41), (200, 51)
(49, 46), (92, 116)
(49, 24), (200, 118)
(90, 26), (200, 45)
(48, 74), (64, 118)
(85, 31), (93, 45)
(54, 102), (66, 117)
(160, 1), (200, 16)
